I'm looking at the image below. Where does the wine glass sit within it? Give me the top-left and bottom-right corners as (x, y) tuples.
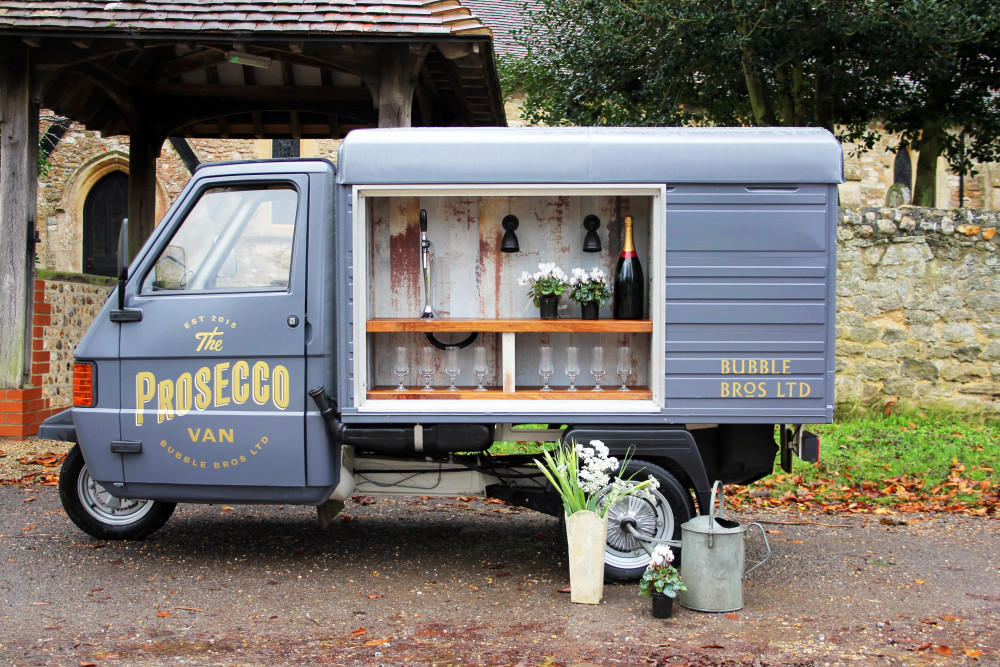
(445, 346), (460, 392)
(565, 346), (579, 392)
(538, 345), (554, 391)
(393, 345), (409, 392)
(420, 345), (435, 391)
(591, 345), (605, 392)
(473, 345), (488, 391)
(617, 344), (632, 392)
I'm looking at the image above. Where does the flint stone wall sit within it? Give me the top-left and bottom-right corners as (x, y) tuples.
(39, 274), (115, 405)
(836, 207), (1000, 413)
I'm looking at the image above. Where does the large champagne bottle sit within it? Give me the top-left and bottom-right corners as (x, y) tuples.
(613, 215), (644, 319)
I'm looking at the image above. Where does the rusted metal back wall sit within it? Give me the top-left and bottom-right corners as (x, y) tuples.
(367, 194), (653, 389)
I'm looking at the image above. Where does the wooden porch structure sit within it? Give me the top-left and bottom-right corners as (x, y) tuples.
(0, 0), (505, 421)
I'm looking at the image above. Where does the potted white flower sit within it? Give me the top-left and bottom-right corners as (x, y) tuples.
(568, 267), (611, 320)
(517, 262), (569, 319)
(638, 544), (686, 618)
(534, 440), (659, 604)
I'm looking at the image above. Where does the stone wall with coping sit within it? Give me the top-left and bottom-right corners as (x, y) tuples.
(836, 207), (1000, 413)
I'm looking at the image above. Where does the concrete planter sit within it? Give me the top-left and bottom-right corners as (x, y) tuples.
(566, 510), (608, 604)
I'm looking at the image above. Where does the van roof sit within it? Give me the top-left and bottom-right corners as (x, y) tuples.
(337, 127), (844, 185)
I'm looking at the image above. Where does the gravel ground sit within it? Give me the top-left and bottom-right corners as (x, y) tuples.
(1, 437), (999, 666)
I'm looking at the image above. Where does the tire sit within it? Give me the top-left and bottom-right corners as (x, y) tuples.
(59, 445), (175, 540)
(597, 459), (695, 581)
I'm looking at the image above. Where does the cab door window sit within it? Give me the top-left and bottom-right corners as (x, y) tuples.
(142, 185), (298, 293)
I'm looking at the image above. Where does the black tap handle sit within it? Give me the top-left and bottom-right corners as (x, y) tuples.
(419, 209), (427, 233)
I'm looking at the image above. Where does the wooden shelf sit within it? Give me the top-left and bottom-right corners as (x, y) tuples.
(367, 318), (652, 333)
(368, 386), (653, 400)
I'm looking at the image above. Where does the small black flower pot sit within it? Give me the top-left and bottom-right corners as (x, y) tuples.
(651, 592), (674, 618)
(538, 294), (560, 319)
(580, 301), (599, 320)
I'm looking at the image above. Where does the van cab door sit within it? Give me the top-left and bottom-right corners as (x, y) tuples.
(118, 174), (308, 490)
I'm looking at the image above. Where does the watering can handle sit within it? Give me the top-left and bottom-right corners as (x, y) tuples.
(744, 522), (771, 579)
(708, 480), (725, 519)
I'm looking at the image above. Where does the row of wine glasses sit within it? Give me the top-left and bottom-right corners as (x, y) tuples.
(394, 345), (490, 392)
(538, 345), (631, 392)
(394, 344), (632, 392)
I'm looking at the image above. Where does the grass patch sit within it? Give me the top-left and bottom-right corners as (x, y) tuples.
(731, 410), (1000, 514)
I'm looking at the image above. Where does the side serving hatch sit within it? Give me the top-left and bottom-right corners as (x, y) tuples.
(117, 172), (309, 490)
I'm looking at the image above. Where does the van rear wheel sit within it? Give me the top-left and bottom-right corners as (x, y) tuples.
(598, 459), (694, 580)
(59, 445), (175, 540)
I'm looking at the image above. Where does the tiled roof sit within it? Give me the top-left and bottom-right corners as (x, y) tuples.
(461, 0), (539, 58)
(0, 1), (491, 36)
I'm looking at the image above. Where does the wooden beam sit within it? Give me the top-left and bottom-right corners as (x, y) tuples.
(153, 97), (375, 135)
(150, 48), (228, 82)
(150, 84), (371, 102)
(0, 47), (38, 388)
(127, 122), (162, 259)
(377, 44), (429, 128)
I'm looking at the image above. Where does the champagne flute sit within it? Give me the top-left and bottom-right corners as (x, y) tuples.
(617, 344), (632, 392)
(420, 345), (435, 391)
(393, 345), (409, 391)
(538, 345), (554, 391)
(473, 345), (488, 391)
(445, 346), (460, 392)
(591, 345), (605, 392)
(565, 346), (579, 392)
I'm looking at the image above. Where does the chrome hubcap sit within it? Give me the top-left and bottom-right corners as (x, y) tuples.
(77, 464), (155, 526)
(597, 484), (674, 570)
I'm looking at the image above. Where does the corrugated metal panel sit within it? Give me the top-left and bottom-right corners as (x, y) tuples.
(663, 183), (834, 419)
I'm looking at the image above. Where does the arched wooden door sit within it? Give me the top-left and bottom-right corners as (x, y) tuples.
(83, 171), (128, 277)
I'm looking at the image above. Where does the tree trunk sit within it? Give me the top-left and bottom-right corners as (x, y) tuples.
(740, 46), (776, 126)
(913, 117), (945, 207)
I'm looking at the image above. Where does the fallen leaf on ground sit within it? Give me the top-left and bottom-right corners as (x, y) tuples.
(366, 593), (383, 599)
(965, 648), (983, 658)
(934, 645), (953, 656)
(557, 587), (571, 594)
(156, 611), (171, 618)
(364, 638), (389, 646)
(915, 642), (932, 651)
(351, 627), (367, 637)
(725, 613), (739, 620)
(24, 497), (36, 502)
(702, 643), (724, 649)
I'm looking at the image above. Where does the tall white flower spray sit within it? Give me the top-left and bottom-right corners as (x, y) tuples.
(534, 440), (659, 517)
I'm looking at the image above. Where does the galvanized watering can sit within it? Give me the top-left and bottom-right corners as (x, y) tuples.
(679, 481), (770, 612)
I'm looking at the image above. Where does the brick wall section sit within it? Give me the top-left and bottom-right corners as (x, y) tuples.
(0, 280), (64, 437)
(0, 277), (113, 438)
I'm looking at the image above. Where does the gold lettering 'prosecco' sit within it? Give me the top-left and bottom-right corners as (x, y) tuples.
(135, 361), (290, 425)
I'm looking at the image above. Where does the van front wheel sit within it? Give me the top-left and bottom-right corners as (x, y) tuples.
(59, 445), (175, 540)
(598, 460), (694, 580)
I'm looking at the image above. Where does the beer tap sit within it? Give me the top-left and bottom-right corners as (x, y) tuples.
(419, 209), (436, 319)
